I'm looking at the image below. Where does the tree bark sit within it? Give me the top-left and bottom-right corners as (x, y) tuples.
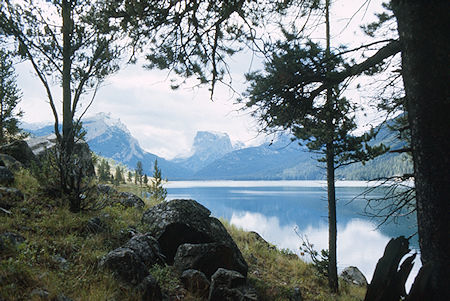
(62, 0), (73, 153)
(326, 143), (338, 293)
(391, 0), (450, 298)
(325, 0), (338, 293)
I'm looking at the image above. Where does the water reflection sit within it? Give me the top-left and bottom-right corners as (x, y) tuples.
(230, 211), (420, 289)
(166, 181), (420, 288)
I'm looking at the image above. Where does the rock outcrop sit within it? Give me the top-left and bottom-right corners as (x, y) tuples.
(100, 233), (164, 286)
(0, 166), (14, 186)
(27, 134), (95, 176)
(0, 187), (24, 209)
(141, 199), (248, 277)
(174, 242), (248, 279)
(208, 268), (257, 301)
(340, 266), (368, 286)
(0, 140), (39, 168)
(180, 269), (210, 298)
(0, 154), (23, 172)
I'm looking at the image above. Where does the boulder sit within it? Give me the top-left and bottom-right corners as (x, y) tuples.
(118, 192), (145, 208)
(141, 199), (248, 275)
(0, 166), (14, 186)
(0, 140), (39, 168)
(180, 269), (210, 298)
(0, 187), (24, 209)
(174, 243), (248, 279)
(340, 266), (368, 286)
(208, 268), (257, 301)
(27, 134), (95, 177)
(0, 154), (23, 172)
(135, 275), (163, 301)
(123, 233), (165, 266)
(99, 247), (149, 285)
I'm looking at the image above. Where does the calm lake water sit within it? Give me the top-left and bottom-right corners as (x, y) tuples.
(166, 180), (420, 285)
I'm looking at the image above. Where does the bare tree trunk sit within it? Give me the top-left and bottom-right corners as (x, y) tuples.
(62, 0), (73, 152)
(324, 0), (338, 293)
(392, 1), (450, 299)
(326, 143), (338, 293)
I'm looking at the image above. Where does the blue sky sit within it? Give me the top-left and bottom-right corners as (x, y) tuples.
(16, 0), (387, 159)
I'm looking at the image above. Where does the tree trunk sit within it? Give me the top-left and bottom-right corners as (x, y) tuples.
(62, 0), (73, 151)
(326, 143), (338, 293)
(324, 0), (338, 293)
(391, 1), (450, 298)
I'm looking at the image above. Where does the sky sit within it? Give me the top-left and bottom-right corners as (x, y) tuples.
(15, 0), (388, 159)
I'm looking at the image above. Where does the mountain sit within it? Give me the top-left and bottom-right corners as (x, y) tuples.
(22, 113), (412, 181)
(191, 135), (323, 180)
(174, 131), (237, 172)
(22, 113), (191, 179)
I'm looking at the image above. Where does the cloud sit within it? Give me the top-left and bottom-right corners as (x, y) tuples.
(230, 211), (420, 288)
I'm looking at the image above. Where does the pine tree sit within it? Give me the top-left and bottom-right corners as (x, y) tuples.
(148, 159), (167, 203)
(127, 171), (132, 183)
(114, 166), (123, 186)
(143, 174), (148, 185)
(135, 161), (143, 186)
(0, 49), (25, 144)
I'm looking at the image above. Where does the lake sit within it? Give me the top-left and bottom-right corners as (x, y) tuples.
(165, 180), (420, 286)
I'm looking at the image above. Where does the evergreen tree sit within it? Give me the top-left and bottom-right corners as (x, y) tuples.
(135, 161), (143, 186)
(114, 166), (123, 186)
(0, 48), (25, 144)
(143, 174), (148, 186)
(242, 4), (387, 291)
(148, 159), (167, 203)
(127, 171), (132, 183)
(97, 159), (111, 183)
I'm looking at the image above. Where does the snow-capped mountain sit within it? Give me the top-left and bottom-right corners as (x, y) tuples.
(175, 131), (238, 172)
(21, 113), (412, 180)
(22, 113), (191, 179)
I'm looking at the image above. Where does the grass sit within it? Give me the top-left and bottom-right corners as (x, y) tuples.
(0, 169), (366, 300)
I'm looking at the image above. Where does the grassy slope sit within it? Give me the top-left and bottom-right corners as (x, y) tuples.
(0, 170), (365, 300)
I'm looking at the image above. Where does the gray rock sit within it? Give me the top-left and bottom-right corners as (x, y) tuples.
(0, 140), (39, 168)
(118, 192), (145, 208)
(174, 243), (248, 279)
(0, 154), (23, 172)
(210, 268), (246, 289)
(208, 268), (250, 301)
(0, 187), (24, 209)
(123, 233), (165, 266)
(340, 266), (368, 286)
(135, 275), (163, 301)
(30, 288), (49, 299)
(141, 199), (248, 276)
(100, 247), (149, 285)
(27, 134), (95, 177)
(0, 166), (14, 186)
(180, 269), (210, 298)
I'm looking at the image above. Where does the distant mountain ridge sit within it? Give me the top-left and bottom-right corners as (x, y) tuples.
(22, 112), (412, 180)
